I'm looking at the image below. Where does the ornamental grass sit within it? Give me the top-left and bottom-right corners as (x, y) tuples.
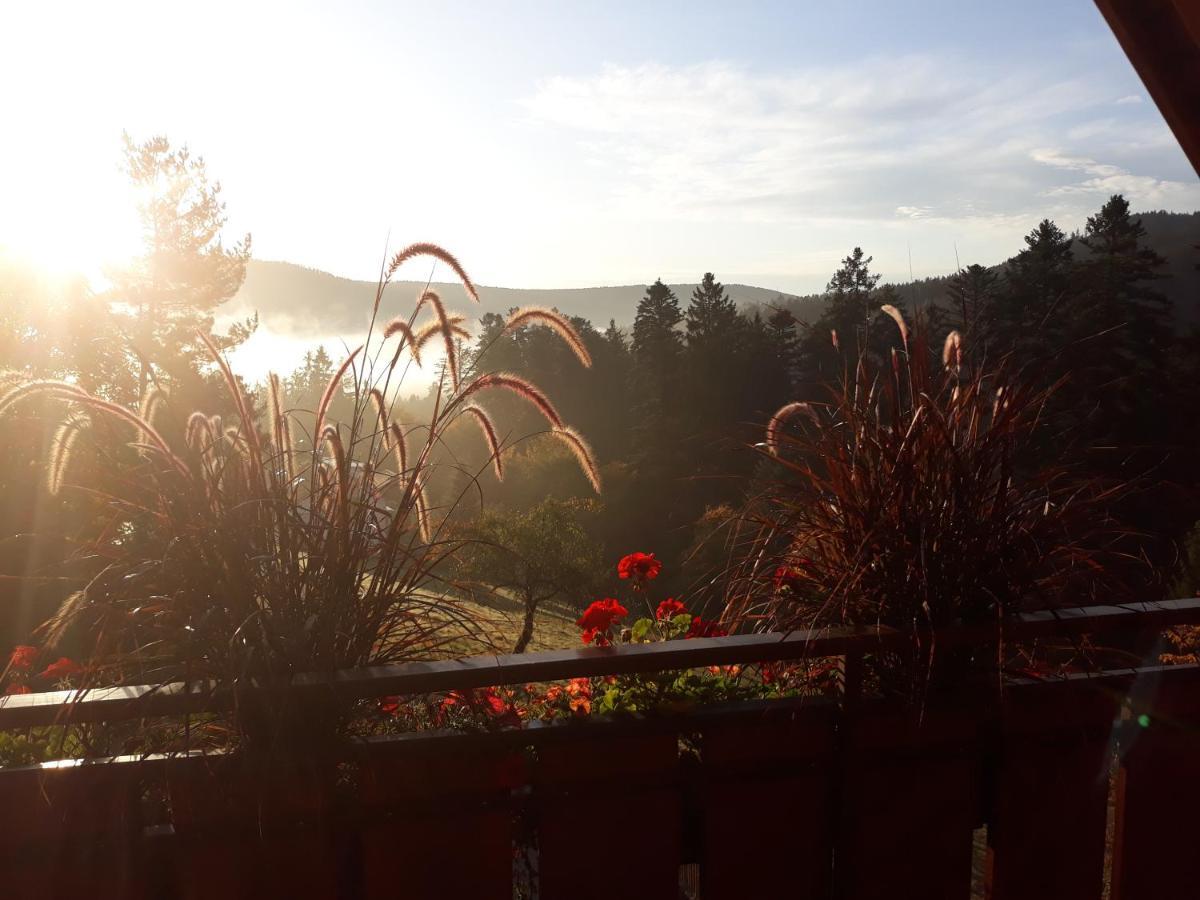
(0, 243), (598, 751)
(724, 308), (1136, 698)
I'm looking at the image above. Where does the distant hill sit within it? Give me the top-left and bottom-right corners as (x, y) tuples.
(227, 210), (1198, 342)
(1133, 210), (1200, 326)
(226, 260), (805, 337)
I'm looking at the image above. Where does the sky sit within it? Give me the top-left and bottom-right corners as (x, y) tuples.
(1, 0), (1198, 300)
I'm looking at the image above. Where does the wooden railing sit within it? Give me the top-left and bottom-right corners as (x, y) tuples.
(0, 598), (1198, 899)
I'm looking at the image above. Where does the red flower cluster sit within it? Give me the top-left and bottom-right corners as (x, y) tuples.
(436, 687), (522, 727)
(9, 645), (37, 672)
(379, 695), (401, 716)
(576, 598), (628, 646)
(39, 657), (83, 681)
(655, 598), (686, 620)
(541, 677), (592, 716)
(4, 646), (83, 694)
(617, 552), (662, 582)
(566, 677), (591, 715)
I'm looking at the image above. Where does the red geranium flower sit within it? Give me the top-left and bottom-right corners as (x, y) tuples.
(655, 598), (686, 620)
(566, 677), (592, 715)
(9, 645), (37, 672)
(576, 598), (628, 645)
(38, 657), (82, 681)
(379, 696), (401, 716)
(481, 687), (507, 717)
(686, 617), (728, 639)
(617, 552), (662, 582)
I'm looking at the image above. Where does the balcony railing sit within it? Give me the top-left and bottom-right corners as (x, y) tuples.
(0, 597), (1198, 899)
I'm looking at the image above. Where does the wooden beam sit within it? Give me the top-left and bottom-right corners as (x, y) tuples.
(1095, 0), (1200, 176)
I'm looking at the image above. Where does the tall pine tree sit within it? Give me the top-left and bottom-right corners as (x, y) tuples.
(108, 133), (253, 398)
(993, 219), (1074, 363)
(685, 272), (741, 353)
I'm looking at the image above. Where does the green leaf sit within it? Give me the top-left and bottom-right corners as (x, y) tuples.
(631, 617), (654, 642)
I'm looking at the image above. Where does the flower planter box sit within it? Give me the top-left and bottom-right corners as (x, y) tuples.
(358, 732), (526, 900)
(0, 758), (140, 900)
(163, 755), (342, 900)
(696, 698), (837, 899)
(532, 720), (683, 900)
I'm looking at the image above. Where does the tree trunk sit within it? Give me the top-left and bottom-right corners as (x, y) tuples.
(513, 593), (539, 654)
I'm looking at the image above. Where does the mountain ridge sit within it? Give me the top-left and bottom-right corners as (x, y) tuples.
(226, 259), (812, 337)
(226, 210), (1199, 342)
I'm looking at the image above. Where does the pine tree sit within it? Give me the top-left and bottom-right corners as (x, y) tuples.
(765, 306), (800, 391)
(946, 263), (999, 344)
(632, 279), (683, 360)
(603, 318), (628, 354)
(108, 133), (253, 396)
(826, 247), (881, 349)
(993, 219), (1074, 361)
(685, 272), (741, 352)
(1078, 194), (1172, 352)
(795, 247), (891, 389)
(1073, 195), (1172, 444)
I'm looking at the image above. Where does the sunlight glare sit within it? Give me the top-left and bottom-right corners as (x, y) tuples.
(0, 141), (144, 284)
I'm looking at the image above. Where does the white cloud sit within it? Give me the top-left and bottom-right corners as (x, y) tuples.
(522, 59), (1198, 235)
(1033, 148), (1200, 207)
(1029, 148), (1124, 178)
(1115, 94), (1144, 105)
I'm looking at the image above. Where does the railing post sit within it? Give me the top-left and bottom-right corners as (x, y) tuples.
(1111, 664), (1200, 900)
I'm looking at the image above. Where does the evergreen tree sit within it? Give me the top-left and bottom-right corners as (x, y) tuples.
(826, 247), (881, 351)
(766, 306), (800, 391)
(1078, 195), (1172, 360)
(603, 318), (628, 354)
(993, 219), (1074, 361)
(685, 272), (741, 353)
(796, 247), (896, 390)
(945, 263), (999, 346)
(1073, 194), (1172, 446)
(623, 279), (692, 574)
(632, 279), (683, 360)
(108, 133), (253, 397)
(286, 346), (337, 408)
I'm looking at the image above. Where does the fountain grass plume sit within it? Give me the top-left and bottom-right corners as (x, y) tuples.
(384, 242), (479, 304)
(461, 372), (564, 429)
(503, 306), (593, 368)
(462, 404), (504, 481)
(551, 425), (602, 494)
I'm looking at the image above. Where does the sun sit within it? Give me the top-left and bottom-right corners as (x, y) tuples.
(0, 136), (145, 284)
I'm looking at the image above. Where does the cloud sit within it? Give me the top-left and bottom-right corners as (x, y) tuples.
(1115, 94), (1144, 105)
(1029, 148), (1123, 178)
(522, 59), (1198, 230)
(1032, 148), (1200, 206)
